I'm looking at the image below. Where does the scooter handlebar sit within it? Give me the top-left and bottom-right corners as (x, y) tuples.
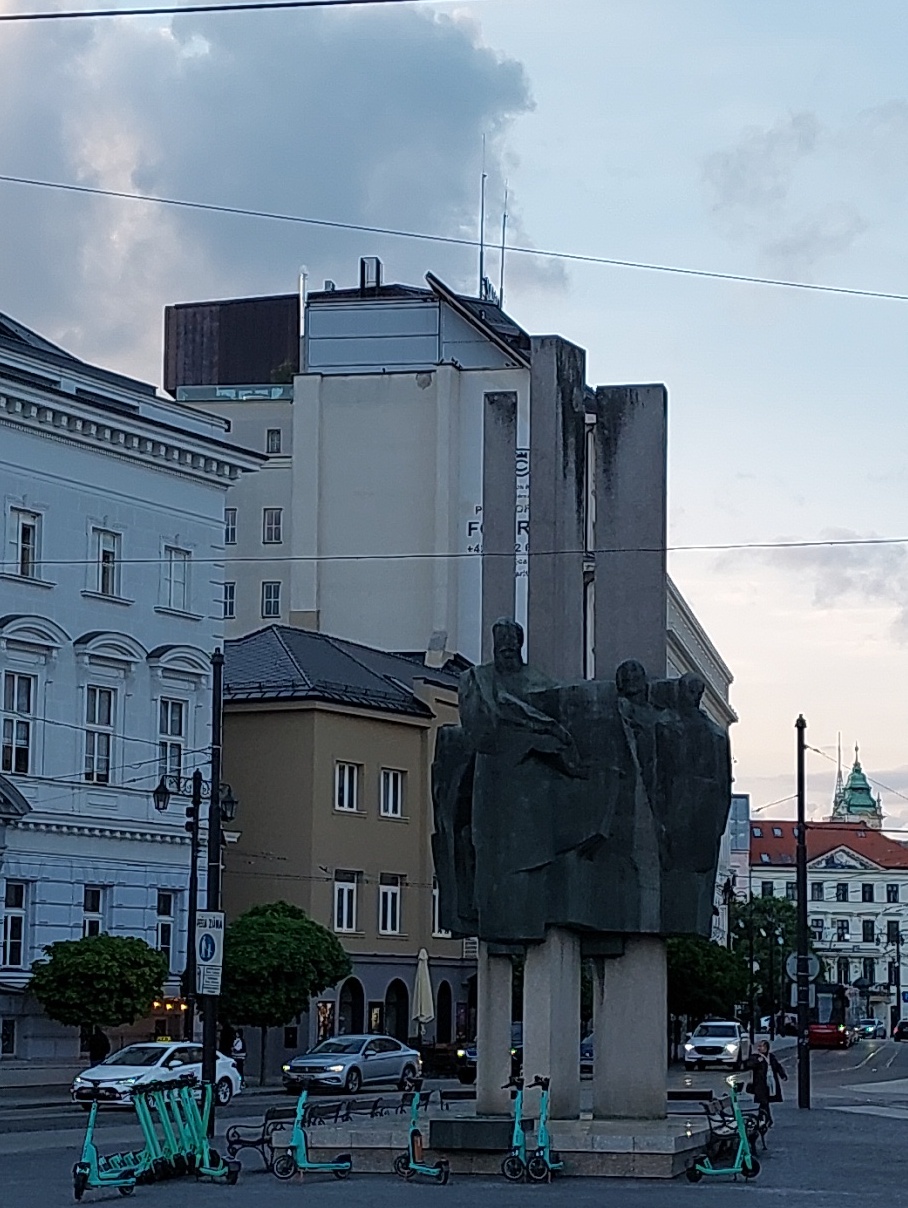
(529, 1076), (551, 1091)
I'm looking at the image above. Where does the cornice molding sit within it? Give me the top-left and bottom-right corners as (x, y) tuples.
(12, 818), (190, 844)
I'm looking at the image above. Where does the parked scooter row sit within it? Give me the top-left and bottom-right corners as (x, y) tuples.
(501, 1075), (562, 1183)
(73, 1075), (240, 1201)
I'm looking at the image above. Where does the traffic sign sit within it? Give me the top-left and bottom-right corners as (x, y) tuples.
(786, 952), (820, 982)
(195, 910), (225, 995)
(902, 990), (908, 1004)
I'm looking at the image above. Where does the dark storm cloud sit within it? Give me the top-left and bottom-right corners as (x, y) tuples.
(0, 6), (542, 379)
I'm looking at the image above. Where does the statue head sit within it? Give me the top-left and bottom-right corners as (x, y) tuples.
(679, 672), (705, 713)
(492, 618), (525, 674)
(615, 659), (647, 702)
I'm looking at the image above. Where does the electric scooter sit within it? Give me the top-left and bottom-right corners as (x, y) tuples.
(501, 1077), (527, 1182)
(686, 1076), (761, 1183)
(525, 1076), (563, 1183)
(176, 1077), (241, 1184)
(271, 1088), (352, 1180)
(72, 1098), (138, 1201)
(393, 1090), (449, 1184)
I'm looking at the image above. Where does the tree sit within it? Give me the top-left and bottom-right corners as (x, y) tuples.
(666, 936), (748, 1023)
(220, 901), (351, 1083)
(730, 895), (815, 1024)
(30, 934), (168, 1030)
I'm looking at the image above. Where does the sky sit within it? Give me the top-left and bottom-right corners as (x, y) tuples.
(2, 0), (908, 828)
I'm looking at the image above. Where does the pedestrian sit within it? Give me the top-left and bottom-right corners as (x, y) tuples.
(88, 1026), (110, 1066)
(219, 1023), (236, 1056)
(231, 1028), (247, 1087)
(746, 1039), (787, 1127)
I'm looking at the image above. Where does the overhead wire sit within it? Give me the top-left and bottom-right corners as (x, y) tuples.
(0, 0), (440, 20)
(1, 172), (907, 303)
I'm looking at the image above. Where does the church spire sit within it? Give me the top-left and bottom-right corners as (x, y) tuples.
(830, 739), (883, 829)
(833, 732), (845, 810)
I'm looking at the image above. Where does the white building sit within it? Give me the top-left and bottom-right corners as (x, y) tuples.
(0, 313), (259, 1073)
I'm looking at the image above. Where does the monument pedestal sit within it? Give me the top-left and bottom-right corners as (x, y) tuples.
(593, 936), (667, 1119)
(523, 927), (581, 1119)
(475, 942), (512, 1116)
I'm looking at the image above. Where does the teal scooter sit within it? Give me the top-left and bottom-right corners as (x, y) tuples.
(271, 1088), (352, 1180)
(72, 1099), (138, 1200)
(501, 1077), (527, 1182)
(393, 1090), (449, 1184)
(686, 1076), (761, 1183)
(176, 1078), (241, 1184)
(525, 1076), (563, 1182)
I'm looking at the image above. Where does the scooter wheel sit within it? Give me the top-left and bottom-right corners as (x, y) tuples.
(226, 1162), (241, 1186)
(501, 1155), (525, 1182)
(332, 1156), (352, 1181)
(118, 1187), (135, 1196)
(527, 1156), (551, 1183)
(742, 1157), (761, 1180)
(686, 1159), (705, 1183)
(272, 1154), (297, 1181)
(394, 1153), (415, 1180)
(436, 1162), (450, 1185)
(73, 1170), (88, 1202)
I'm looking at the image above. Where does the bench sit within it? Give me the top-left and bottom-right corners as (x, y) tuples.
(302, 1099), (349, 1126)
(224, 1106), (296, 1169)
(701, 1098), (767, 1159)
(440, 1088), (477, 1111)
(396, 1089), (435, 1114)
(343, 1096), (387, 1120)
(667, 1089), (715, 1102)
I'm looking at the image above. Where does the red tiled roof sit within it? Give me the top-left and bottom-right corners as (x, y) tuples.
(750, 821), (908, 869)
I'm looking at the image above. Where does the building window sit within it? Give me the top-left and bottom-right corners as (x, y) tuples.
(266, 429), (282, 454)
(163, 546), (190, 612)
(82, 886), (104, 938)
(2, 672), (34, 775)
(157, 891), (174, 971)
(862, 919), (875, 943)
(13, 510), (40, 578)
(334, 872), (358, 933)
(752, 827), (762, 838)
(223, 582), (236, 620)
(261, 581), (281, 618)
(837, 957), (850, 983)
(84, 686), (115, 784)
(1, 882), (26, 967)
(335, 763), (359, 812)
(785, 882), (797, 901)
(863, 957), (876, 983)
(862, 883), (875, 903)
(262, 508), (283, 544)
(379, 875), (401, 935)
(887, 884), (900, 904)
(836, 883), (849, 903)
(94, 529), (121, 597)
(0, 1018), (15, 1056)
(759, 853), (770, 863)
(772, 827), (783, 837)
(888, 920), (901, 944)
(224, 508), (237, 545)
(761, 881), (774, 897)
(158, 699), (186, 778)
(380, 769), (404, 818)
(810, 918), (824, 942)
(811, 882), (825, 901)
(432, 879), (451, 938)
(836, 918), (850, 941)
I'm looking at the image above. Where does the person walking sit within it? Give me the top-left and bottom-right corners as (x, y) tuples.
(231, 1028), (247, 1088)
(747, 1039), (787, 1127)
(88, 1026), (110, 1066)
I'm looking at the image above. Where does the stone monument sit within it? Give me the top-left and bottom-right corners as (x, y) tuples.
(432, 618), (732, 1121)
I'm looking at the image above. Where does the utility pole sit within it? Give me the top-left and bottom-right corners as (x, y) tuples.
(795, 715), (811, 1109)
(747, 900), (756, 1045)
(184, 769), (203, 1039)
(202, 649), (225, 1135)
(893, 931), (902, 1033)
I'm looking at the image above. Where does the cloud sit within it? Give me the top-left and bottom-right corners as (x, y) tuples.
(0, 5), (544, 381)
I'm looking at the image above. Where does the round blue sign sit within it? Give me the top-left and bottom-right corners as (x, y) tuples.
(198, 933), (216, 962)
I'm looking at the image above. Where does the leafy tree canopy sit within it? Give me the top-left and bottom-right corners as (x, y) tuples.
(730, 895), (815, 1013)
(220, 901), (351, 1029)
(30, 934), (168, 1029)
(666, 936), (748, 1022)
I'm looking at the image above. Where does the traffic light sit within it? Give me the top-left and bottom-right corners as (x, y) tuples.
(185, 802), (198, 835)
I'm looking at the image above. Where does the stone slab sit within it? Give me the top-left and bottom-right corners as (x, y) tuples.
(429, 1117), (534, 1151)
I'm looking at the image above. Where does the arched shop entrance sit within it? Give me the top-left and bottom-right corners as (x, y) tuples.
(337, 977), (365, 1035)
(435, 980), (453, 1044)
(384, 979), (410, 1043)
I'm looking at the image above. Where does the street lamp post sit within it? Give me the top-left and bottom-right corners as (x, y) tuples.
(795, 714), (811, 1110)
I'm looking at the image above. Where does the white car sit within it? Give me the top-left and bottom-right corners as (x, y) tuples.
(684, 1021), (750, 1070)
(71, 1041), (241, 1108)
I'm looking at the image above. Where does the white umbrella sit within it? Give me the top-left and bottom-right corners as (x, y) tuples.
(412, 948), (435, 1038)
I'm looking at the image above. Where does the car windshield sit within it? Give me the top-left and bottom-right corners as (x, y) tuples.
(859, 1019), (876, 1025)
(310, 1039), (363, 1055)
(101, 1046), (166, 1067)
(693, 1024), (737, 1039)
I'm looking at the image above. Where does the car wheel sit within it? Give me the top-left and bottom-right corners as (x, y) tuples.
(216, 1077), (233, 1106)
(398, 1065), (417, 1091)
(344, 1068), (362, 1096)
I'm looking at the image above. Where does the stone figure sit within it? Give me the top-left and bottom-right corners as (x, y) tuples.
(431, 621), (732, 945)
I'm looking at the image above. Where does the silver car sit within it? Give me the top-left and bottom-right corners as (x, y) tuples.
(282, 1034), (421, 1095)
(684, 1021), (750, 1070)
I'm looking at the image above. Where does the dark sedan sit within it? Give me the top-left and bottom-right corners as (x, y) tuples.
(454, 1025), (594, 1083)
(892, 1019), (908, 1042)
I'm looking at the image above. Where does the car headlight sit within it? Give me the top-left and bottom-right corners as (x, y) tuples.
(724, 1043), (737, 1053)
(122, 1077), (139, 1085)
(684, 1043), (694, 1052)
(282, 1064), (290, 1072)
(327, 1064), (345, 1073)
(72, 1077), (87, 1087)
(456, 1049), (466, 1058)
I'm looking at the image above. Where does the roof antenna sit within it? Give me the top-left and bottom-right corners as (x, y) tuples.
(499, 181), (509, 309)
(478, 134), (487, 298)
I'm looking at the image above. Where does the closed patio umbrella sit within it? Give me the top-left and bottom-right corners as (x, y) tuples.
(412, 948), (435, 1040)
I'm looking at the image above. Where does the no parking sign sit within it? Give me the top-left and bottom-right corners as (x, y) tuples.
(195, 911), (224, 995)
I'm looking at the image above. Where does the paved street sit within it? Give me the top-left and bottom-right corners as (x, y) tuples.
(4, 1041), (908, 1206)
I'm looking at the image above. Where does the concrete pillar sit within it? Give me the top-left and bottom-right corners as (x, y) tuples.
(592, 937), (667, 1119)
(592, 384), (668, 678)
(475, 943), (513, 1116)
(527, 336), (587, 680)
(480, 391), (518, 660)
(522, 927), (581, 1120)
